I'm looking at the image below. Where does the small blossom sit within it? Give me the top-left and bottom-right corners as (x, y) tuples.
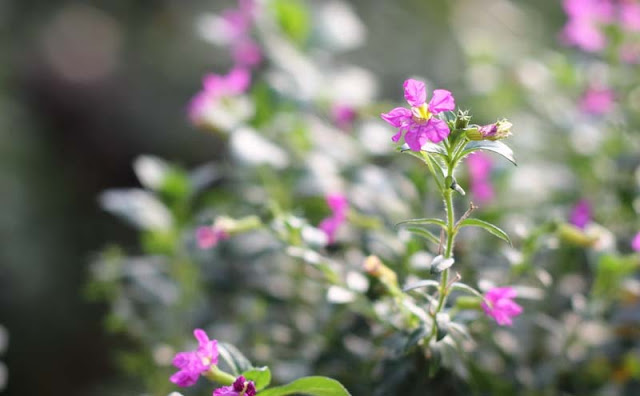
(188, 68), (253, 129)
(318, 194), (349, 244)
(381, 79), (455, 151)
(560, 0), (613, 52)
(621, 1), (640, 32)
(213, 376), (256, 396)
(331, 103), (357, 130)
(196, 226), (229, 249)
(632, 231), (640, 252)
(579, 87), (615, 115)
(170, 329), (219, 387)
(231, 39), (262, 67)
(569, 199), (591, 230)
(467, 152), (494, 204)
(482, 287), (523, 326)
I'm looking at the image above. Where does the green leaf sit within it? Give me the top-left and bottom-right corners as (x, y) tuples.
(217, 343), (253, 376)
(395, 218), (447, 229)
(404, 226), (440, 245)
(403, 279), (440, 292)
(271, 0), (311, 46)
(450, 282), (485, 300)
(593, 254), (638, 298)
(461, 140), (516, 165)
(420, 142), (448, 156)
(405, 324), (429, 352)
(242, 367), (271, 391)
(458, 218), (511, 245)
(258, 376), (351, 396)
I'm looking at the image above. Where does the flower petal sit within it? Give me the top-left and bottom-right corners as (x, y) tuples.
(428, 89), (455, 113)
(404, 125), (428, 152)
(403, 79), (427, 107)
(424, 119), (450, 143)
(380, 107), (411, 128)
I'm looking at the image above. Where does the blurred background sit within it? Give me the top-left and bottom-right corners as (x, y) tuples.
(2, 0), (636, 395)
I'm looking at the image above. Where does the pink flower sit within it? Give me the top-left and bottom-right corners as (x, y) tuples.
(632, 231), (640, 252)
(319, 194), (349, 244)
(482, 287), (523, 326)
(170, 329), (219, 387)
(560, 0), (613, 52)
(213, 376), (257, 396)
(579, 87), (615, 115)
(331, 103), (357, 130)
(621, 1), (640, 31)
(381, 79), (455, 151)
(569, 199), (591, 229)
(196, 226), (229, 249)
(232, 39), (262, 67)
(467, 152), (494, 204)
(188, 67), (251, 126)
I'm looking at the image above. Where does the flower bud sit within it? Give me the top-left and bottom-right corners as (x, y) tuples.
(478, 119), (512, 141)
(363, 255), (398, 288)
(454, 110), (471, 129)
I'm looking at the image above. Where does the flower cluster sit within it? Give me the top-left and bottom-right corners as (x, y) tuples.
(569, 199), (592, 230)
(318, 194), (349, 244)
(561, 0), (640, 58)
(170, 329), (219, 387)
(381, 79), (455, 151)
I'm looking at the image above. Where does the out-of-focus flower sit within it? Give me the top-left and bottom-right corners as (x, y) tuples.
(319, 194), (349, 244)
(170, 329), (219, 387)
(632, 231), (640, 251)
(482, 287), (523, 326)
(621, 1), (640, 31)
(231, 39), (262, 67)
(188, 68), (253, 130)
(213, 376), (256, 396)
(580, 87), (615, 115)
(381, 79), (455, 151)
(569, 199), (592, 229)
(467, 152), (494, 204)
(331, 103), (357, 130)
(561, 0), (613, 52)
(196, 226), (229, 249)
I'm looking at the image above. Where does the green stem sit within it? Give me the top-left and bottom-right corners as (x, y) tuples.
(204, 365), (237, 385)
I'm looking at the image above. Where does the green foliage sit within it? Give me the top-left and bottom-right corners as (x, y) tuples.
(258, 376), (351, 396)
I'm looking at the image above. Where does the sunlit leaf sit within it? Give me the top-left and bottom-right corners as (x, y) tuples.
(461, 140), (516, 165)
(258, 376), (351, 396)
(242, 367), (271, 391)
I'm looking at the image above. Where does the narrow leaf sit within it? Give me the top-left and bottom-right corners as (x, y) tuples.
(405, 227), (440, 245)
(258, 376), (351, 396)
(461, 140), (516, 165)
(450, 282), (485, 300)
(403, 279), (440, 292)
(395, 218), (447, 229)
(217, 343), (253, 375)
(458, 218), (511, 245)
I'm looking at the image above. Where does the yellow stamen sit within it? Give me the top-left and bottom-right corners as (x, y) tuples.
(411, 103), (431, 122)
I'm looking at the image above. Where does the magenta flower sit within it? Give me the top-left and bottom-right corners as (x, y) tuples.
(482, 287), (523, 326)
(170, 329), (219, 387)
(560, 0), (613, 52)
(579, 87), (615, 115)
(632, 231), (640, 252)
(331, 103), (357, 130)
(621, 1), (640, 32)
(319, 194), (349, 244)
(381, 79), (455, 151)
(188, 67), (251, 126)
(467, 152), (494, 204)
(213, 376), (257, 396)
(196, 226), (229, 249)
(569, 199), (592, 229)
(231, 39), (262, 67)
